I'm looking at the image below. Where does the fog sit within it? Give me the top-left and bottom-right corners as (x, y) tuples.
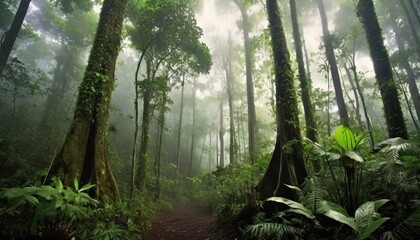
(0, 0), (419, 196)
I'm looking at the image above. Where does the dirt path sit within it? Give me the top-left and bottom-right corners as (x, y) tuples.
(146, 200), (236, 240)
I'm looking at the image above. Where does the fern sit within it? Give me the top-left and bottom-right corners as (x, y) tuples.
(244, 222), (305, 240)
(382, 208), (420, 240)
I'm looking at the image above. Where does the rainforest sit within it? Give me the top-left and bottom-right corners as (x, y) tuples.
(1, 0), (420, 239)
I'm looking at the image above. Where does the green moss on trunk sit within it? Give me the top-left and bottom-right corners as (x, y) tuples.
(47, 0), (128, 201)
(257, 0), (307, 200)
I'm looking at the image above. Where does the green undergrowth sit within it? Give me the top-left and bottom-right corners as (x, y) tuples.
(189, 126), (420, 239)
(242, 126), (420, 239)
(189, 155), (270, 225)
(0, 177), (173, 240)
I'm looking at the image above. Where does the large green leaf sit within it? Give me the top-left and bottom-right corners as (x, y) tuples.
(373, 199), (389, 211)
(345, 150), (364, 162)
(355, 201), (375, 225)
(334, 125), (357, 151)
(356, 217), (390, 240)
(267, 197), (315, 219)
(324, 209), (358, 231)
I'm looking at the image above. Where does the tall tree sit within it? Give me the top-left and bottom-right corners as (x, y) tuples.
(316, 0), (350, 126)
(389, 10), (420, 126)
(289, 0), (317, 142)
(46, 0), (128, 200)
(219, 92), (225, 167)
(222, 33), (239, 165)
(232, 0), (258, 164)
(189, 77), (197, 175)
(257, 0), (307, 199)
(0, 0), (31, 75)
(398, 0), (420, 58)
(127, 0), (212, 192)
(357, 0), (408, 139)
(175, 77), (185, 187)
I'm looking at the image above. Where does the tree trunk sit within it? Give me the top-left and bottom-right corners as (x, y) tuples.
(391, 17), (420, 125)
(301, 30), (312, 81)
(395, 69), (420, 130)
(0, 0), (31, 75)
(343, 64), (363, 129)
(409, 0), (420, 25)
(189, 78), (196, 175)
(46, 0), (128, 201)
(175, 78), (185, 187)
(154, 91), (167, 200)
(357, 0), (408, 139)
(219, 93), (225, 167)
(233, 0), (257, 164)
(399, 0), (420, 58)
(317, 0), (350, 126)
(257, 0), (307, 200)
(224, 33), (238, 165)
(290, 0), (318, 142)
(135, 61), (153, 192)
(348, 63), (375, 146)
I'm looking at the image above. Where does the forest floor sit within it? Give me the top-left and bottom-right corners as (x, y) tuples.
(146, 199), (236, 240)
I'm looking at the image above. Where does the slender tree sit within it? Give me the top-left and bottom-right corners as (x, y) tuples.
(316, 0), (350, 126)
(189, 78), (197, 175)
(233, 0), (257, 164)
(175, 78), (185, 187)
(257, 0), (307, 199)
(398, 0), (420, 58)
(0, 0), (31, 75)
(46, 0), (128, 201)
(223, 33), (239, 165)
(390, 12), (420, 125)
(357, 0), (408, 139)
(219, 92), (225, 167)
(290, 0), (317, 142)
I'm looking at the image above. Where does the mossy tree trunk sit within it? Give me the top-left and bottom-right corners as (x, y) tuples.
(0, 0), (31, 75)
(357, 0), (408, 139)
(46, 0), (128, 201)
(289, 0), (318, 142)
(317, 0), (350, 126)
(257, 0), (307, 200)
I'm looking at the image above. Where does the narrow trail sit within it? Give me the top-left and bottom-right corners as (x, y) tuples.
(146, 200), (235, 240)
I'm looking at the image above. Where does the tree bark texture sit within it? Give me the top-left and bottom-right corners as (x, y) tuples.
(357, 0), (408, 139)
(46, 0), (128, 201)
(317, 0), (350, 126)
(257, 0), (307, 200)
(0, 0), (31, 75)
(290, 0), (318, 142)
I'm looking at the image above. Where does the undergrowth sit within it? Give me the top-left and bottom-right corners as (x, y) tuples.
(0, 177), (172, 239)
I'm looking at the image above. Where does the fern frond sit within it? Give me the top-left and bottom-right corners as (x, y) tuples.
(244, 222), (304, 240)
(384, 208), (420, 240)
